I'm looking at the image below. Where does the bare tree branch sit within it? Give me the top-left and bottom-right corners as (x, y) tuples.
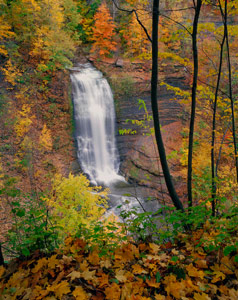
(111, 0), (152, 42)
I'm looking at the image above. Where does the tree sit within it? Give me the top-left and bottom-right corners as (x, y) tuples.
(112, 0), (184, 211)
(151, 0), (184, 211)
(90, 2), (117, 57)
(211, 0), (226, 215)
(187, 0), (202, 207)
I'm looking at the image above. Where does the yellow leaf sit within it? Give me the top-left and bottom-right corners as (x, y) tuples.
(220, 256), (234, 275)
(132, 264), (148, 274)
(100, 258), (112, 269)
(39, 124), (52, 152)
(195, 259), (208, 269)
(81, 269), (96, 281)
(80, 259), (89, 271)
(67, 271), (81, 280)
(211, 270), (226, 283)
(229, 288), (238, 300)
(155, 295), (166, 300)
(32, 258), (48, 273)
(73, 286), (89, 300)
(115, 269), (127, 283)
(47, 255), (58, 269)
(163, 274), (185, 299)
(0, 266), (5, 278)
(194, 292), (211, 300)
(88, 251), (100, 265)
(105, 283), (121, 300)
(186, 263), (205, 279)
(171, 249), (179, 255)
(54, 281), (70, 298)
(219, 285), (229, 295)
(149, 243), (160, 254)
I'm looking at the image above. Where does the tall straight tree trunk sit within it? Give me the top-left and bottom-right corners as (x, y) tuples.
(187, 0), (202, 207)
(211, 1), (226, 216)
(151, 0), (184, 211)
(220, 0), (238, 182)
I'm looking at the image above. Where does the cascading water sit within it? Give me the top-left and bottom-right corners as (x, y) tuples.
(70, 63), (160, 217)
(71, 64), (124, 185)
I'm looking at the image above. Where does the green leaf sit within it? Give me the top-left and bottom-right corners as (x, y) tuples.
(171, 256), (179, 262)
(21, 248), (30, 256)
(110, 278), (119, 284)
(224, 245), (236, 256)
(16, 209), (25, 217)
(156, 271), (161, 283)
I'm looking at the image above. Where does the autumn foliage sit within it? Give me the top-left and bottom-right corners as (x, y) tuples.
(90, 2), (117, 57)
(0, 1), (238, 299)
(0, 221), (238, 299)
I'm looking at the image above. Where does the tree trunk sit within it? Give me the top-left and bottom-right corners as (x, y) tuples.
(222, 0), (238, 182)
(151, 0), (184, 211)
(211, 0), (226, 216)
(187, 0), (202, 207)
(0, 243), (4, 266)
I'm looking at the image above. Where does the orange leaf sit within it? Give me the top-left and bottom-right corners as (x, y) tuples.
(98, 273), (109, 288)
(88, 251), (100, 265)
(146, 278), (160, 288)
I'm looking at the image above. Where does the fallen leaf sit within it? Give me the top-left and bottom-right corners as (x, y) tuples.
(154, 295), (166, 300)
(105, 283), (121, 300)
(211, 270), (225, 283)
(80, 260), (89, 271)
(98, 273), (109, 288)
(88, 251), (100, 265)
(146, 278), (160, 288)
(100, 258), (112, 269)
(73, 286), (89, 300)
(67, 270), (81, 280)
(186, 263), (205, 279)
(32, 258), (48, 273)
(163, 274), (185, 299)
(193, 292), (211, 300)
(81, 269), (96, 281)
(0, 266), (5, 278)
(229, 288), (238, 300)
(47, 255), (58, 269)
(149, 243), (160, 254)
(115, 269), (127, 283)
(132, 264), (148, 274)
(54, 281), (71, 298)
(195, 259), (208, 269)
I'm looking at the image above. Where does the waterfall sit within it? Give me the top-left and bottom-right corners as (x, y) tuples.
(70, 64), (124, 185)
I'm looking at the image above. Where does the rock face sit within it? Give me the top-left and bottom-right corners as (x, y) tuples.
(115, 77), (187, 202)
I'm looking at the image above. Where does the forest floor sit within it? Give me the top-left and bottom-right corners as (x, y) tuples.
(0, 221), (237, 299)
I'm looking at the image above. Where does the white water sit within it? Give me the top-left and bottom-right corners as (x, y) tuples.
(71, 64), (124, 185)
